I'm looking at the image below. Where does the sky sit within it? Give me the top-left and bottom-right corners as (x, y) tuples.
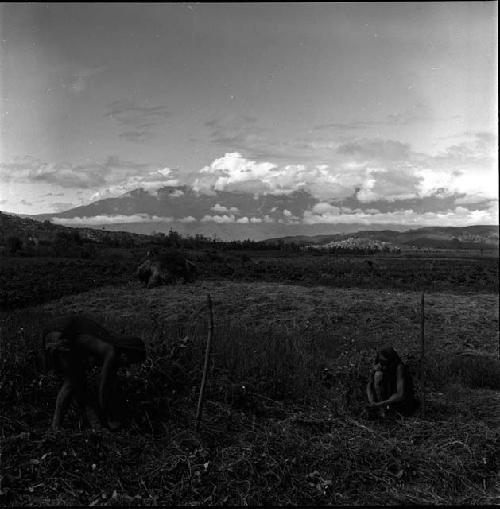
(0, 2), (498, 227)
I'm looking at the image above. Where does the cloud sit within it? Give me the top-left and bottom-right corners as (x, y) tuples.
(52, 214), (174, 225)
(194, 152), (279, 194)
(179, 216), (196, 223)
(0, 155), (154, 189)
(314, 103), (431, 131)
(337, 139), (411, 161)
(205, 115), (261, 149)
(417, 132), (498, 202)
(119, 131), (154, 143)
(211, 203), (239, 213)
(200, 214), (237, 224)
(303, 200), (499, 227)
(191, 151), (411, 202)
(0, 156), (182, 199)
(0, 157), (107, 189)
(191, 127), (497, 209)
(90, 167), (180, 200)
(356, 168), (422, 203)
(105, 99), (172, 143)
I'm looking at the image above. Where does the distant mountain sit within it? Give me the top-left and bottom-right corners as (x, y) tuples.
(32, 186), (316, 222)
(18, 185), (500, 244)
(0, 209), (408, 247)
(23, 186), (412, 241)
(25, 185), (414, 241)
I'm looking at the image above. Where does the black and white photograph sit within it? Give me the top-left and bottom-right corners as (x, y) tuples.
(0, 2), (498, 505)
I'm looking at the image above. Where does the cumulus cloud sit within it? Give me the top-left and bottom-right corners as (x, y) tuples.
(192, 126), (497, 210)
(416, 132), (498, 202)
(194, 153), (279, 194)
(193, 152), (358, 199)
(356, 167), (423, 203)
(52, 214), (174, 225)
(304, 200), (498, 227)
(179, 216), (196, 223)
(211, 203), (239, 213)
(200, 214), (236, 223)
(198, 213), (274, 224)
(90, 167), (180, 200)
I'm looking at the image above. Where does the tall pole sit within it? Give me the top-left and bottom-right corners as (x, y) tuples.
(420, 291), (426, 417)
(195, 293), (214, 432)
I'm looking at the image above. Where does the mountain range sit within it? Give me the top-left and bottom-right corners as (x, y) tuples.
(28, 186), (414, 241)
(6, 184), (496, 245)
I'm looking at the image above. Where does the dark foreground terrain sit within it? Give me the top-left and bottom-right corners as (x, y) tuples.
(1, 248), (499, 505)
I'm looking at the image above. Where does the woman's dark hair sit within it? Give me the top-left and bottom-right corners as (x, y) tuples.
(375, 345), (402, 368)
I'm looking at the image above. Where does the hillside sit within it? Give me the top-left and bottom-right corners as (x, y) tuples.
(0, 211), (150, 246)
(2, 211), (498, 252)
(264, 225), (500, 250)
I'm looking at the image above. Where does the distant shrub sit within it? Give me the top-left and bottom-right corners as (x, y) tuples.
(6, 235), (22, 255)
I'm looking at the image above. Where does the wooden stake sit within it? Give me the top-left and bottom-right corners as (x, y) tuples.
(195, 293), (214, 432)
(420, 291), (426, 417)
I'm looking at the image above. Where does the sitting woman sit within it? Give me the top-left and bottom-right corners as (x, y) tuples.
(366, 345), (419, 418)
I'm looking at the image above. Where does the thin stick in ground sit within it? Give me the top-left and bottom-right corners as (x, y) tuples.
(195, 293), (214, 432)
(420, 291), (426, 417)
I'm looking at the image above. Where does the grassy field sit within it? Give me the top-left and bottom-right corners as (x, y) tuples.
(1, 275), (499, 505)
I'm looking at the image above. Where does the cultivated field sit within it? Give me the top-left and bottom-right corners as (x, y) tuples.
(1, 254), (499, 505)
(1, 250), (498, 310)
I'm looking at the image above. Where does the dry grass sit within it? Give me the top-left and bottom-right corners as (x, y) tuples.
(1, 280), (499, 505)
